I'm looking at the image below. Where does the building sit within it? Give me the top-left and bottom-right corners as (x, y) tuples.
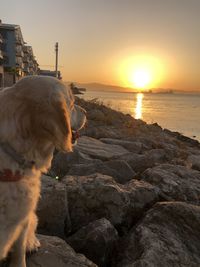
(0, 20), (39, 87)
(0, 33), (3, 87)
(0, 21), (25, 86)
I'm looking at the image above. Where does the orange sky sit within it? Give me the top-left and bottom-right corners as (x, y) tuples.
(1, 0), (200, 91)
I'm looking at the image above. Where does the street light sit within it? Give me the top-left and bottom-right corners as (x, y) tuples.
(55, 42), (58, 78)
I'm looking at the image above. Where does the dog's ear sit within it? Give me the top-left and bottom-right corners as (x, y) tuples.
(17, 94), (72, 152)
(50, 94), (72, 152)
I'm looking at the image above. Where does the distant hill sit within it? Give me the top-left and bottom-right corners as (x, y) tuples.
(65, 82), (135, 93)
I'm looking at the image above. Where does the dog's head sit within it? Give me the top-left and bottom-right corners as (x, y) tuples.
(3, 76), (86, 154)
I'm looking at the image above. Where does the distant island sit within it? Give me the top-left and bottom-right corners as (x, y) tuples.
(67, 83), (86, 95)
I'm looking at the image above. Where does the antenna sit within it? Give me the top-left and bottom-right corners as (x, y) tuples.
(55, 42), (58, 78)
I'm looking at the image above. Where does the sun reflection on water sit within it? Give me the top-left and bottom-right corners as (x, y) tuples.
(135, 93), (144, 119)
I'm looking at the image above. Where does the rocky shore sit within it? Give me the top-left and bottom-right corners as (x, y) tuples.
(5, 97), (200, 266)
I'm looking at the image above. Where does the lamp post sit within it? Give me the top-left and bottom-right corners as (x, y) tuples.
(55, 42), (58, 78)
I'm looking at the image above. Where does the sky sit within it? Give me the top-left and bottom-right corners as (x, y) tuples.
(1, 0), (200, 91)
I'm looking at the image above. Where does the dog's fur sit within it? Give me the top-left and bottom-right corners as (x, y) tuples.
(0, 76), (86, 267)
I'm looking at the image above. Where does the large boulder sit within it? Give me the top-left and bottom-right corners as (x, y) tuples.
(61, 173), (159, 234)
(187, 154), (200, 171)
(100, 138), (144, 153)
(114, 202), (200, 267)
(50, 149), (101, 178)
(27, 235), (97, 267)
(142, 164), (200, 204)
(67, 160), (136, 184)
(67, 218), (118, 267)
(119, 153), (154, 173)
(75, 136), (129, 160)
(84, 125), (124, 139)
(37, 175), (71, 237)
(119, 149), (168, 173)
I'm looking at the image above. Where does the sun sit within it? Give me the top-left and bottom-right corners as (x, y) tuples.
(132, 68), (152, 88)
(118, 54), (164, 90)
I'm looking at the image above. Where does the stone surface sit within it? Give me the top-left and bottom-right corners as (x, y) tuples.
(142, 164), (200, 204)
(50, 149), (101, 178)
(67, 218), (118, 267)
(187, 154), (200, 171)
(62, 173), (159, 234)
(100, 138), (143, 153)
(27, 234), (97, 267)
(37, 175), (71, 237)
(76, 136), (129, 160)
(84, 125), (124, 139)
(119, 148), (180, 174)
(119, 153), (155, 173)
(88, 109), (106, 121)
(114, 202), (200, 267)
(68, 160), (136, 184)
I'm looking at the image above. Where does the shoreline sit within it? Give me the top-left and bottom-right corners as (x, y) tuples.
(79, 92), (200, 142)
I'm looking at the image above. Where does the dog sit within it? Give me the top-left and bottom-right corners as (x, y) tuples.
(0, 76), (86, 267)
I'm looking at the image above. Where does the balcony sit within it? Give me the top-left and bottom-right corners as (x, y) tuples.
(0, 50), (3, 59)
(16, 45), (24, 57)
(29, 62), (34, 68)
(23, 66), (30, 73)
(16, 51), (24, 57)
(23, 55), (29, 63)
(0, 34), (3, 44)
(15, 36), (23, 45)
(16, 56), (24, 67)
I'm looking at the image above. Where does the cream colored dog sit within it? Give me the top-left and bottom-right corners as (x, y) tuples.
(0, 76), (86, 267)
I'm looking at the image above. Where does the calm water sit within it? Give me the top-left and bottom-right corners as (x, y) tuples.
(81, 90), (200, 141)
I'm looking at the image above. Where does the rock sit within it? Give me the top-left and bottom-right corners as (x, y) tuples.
(50, 149), (101, 178)
(119, 153), (155, 173)
(37, 175), (71, 237)
(177, 134), (199, 146)
(84, 125), (123, 139)
(104, 160), (136, 183)
(114, 202), (200, 267)
(100, 138), (143, 153)
(119, 149), (170, 173)
(88, 109), (106, 121)
(27, 234), (97, 267)
(67, 218), (118, 267)
(187, 154), (200, 171)
(146, 148), (171, 162)
(142, 164), (200, 204)
(76, 136), (129, 160)
(62, 173), (159, 234)
(68, 160), (136, 184)
(126, 136), (160, 150)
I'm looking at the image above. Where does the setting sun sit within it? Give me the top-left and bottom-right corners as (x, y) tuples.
(132, 69), (152, 88)
(118, 54), (165, 90)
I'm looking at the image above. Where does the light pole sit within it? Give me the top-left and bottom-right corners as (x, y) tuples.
(55, 42), (58, 78)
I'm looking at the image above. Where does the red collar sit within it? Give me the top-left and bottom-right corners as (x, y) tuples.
(0, 169), (22, 182)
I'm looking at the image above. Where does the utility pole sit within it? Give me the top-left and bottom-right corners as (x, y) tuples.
(55, 42), (58, 78)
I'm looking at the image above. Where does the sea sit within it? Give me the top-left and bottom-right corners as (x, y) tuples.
(80, 90), (200, 141)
